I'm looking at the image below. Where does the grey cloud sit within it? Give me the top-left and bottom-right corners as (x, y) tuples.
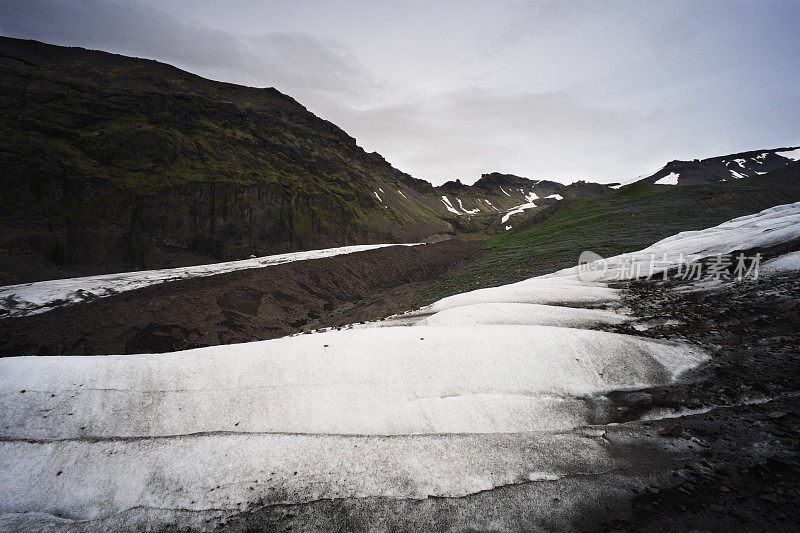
(330, 89), (638, 183)
(1, 0), (798, 185)
(0, 0), (378, 102)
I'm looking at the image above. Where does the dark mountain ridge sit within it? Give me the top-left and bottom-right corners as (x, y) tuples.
(632, 147), (799, 186)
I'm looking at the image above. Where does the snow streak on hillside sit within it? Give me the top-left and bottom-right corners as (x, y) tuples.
(0, 243), (422, 319)
(2, 202), (800, 530)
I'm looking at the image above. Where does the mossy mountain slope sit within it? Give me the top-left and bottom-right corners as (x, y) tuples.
(1, 37), (597, 283)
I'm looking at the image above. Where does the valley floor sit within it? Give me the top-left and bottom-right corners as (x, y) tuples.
(1, 205), (799, 532)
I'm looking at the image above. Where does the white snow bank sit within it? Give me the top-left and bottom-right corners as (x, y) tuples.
(427, 277), (621, 312)
(654, 172), (680, 185)
(0, 243), (422, 319)
(0, 429), (624, 525)
(417, 302), (631, 328)
(545, 194), (564, 200)
(0, 288), (705, 524)
(0, 326), (702, 439)
(761, 251), (800, 275)
(550, 201), (800, 282)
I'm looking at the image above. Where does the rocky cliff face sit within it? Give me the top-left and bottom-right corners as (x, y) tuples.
(0, 37), (448, 283)
(0, 37), (609, 283)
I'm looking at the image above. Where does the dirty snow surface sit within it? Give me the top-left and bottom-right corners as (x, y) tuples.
(3, 202), (800, 531)
(761, 250), (800, 275)
(0, 243), (421, 319)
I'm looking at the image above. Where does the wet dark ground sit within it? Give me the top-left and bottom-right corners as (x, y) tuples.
(600, 271), (800, 531)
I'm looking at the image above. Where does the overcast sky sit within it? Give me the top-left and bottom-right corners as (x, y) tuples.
(1, 0), (798, 185)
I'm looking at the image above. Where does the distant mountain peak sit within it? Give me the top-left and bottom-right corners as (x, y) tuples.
(634, 147), (800, 186)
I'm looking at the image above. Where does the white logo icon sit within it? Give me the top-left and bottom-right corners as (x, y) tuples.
(577, 251), (608, 282)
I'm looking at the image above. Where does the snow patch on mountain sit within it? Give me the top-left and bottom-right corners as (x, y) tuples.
(654, 172), (680, 185)
(525, 191), (539, 202)
(456, 198), (480, 214)
(729, 169), (748, 179)
(501, 202), (537, 223)
(441, 195), (461, 215)
(776, 148), (800, 161)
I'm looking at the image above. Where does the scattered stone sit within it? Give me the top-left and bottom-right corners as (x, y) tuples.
(768, 411), (788, 419)
(760, 493), (780, 504)
(659, 423), (683, 437)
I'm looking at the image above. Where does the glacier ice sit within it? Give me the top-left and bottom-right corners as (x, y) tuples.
(4, 201), (800, 529)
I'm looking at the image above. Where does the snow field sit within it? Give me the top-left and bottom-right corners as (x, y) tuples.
(5, 201), (800, 528)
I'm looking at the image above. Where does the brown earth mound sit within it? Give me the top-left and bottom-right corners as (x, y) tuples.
(0, 240), (477, 356)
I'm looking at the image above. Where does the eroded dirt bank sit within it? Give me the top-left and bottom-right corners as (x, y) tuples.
(0, 240), (477, 356)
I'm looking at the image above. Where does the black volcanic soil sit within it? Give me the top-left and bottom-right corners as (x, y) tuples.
(0, 240), (477, 356)
(597, 271), (800, 531)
